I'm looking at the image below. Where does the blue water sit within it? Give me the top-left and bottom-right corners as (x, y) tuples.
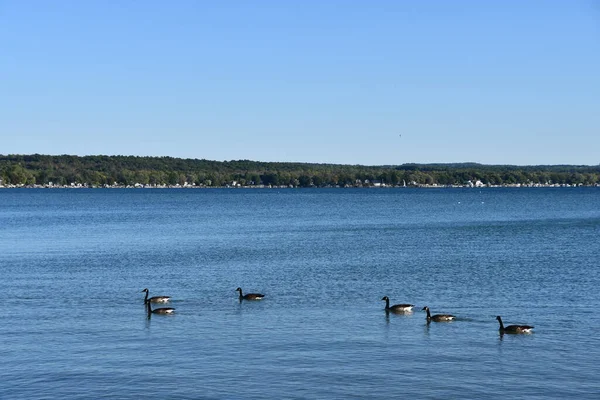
(1, 188), (599, 399)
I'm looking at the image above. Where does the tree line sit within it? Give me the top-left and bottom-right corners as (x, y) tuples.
(1, 154), (599, 187)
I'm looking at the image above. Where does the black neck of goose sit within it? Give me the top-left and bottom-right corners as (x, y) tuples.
(144, 291), (149, 303)
(425, 308), (431, 320)
(238, 290), (243, 299)
(497, 317), (505, 331)
(384, 298), (390, 310)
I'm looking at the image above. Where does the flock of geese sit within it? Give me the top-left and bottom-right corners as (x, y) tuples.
(142, 287), (265, 315)
(142, 288), (534, 334)
(381, 296), (534, 333)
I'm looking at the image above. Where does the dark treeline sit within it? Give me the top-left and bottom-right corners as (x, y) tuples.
(1, 154), (599, 187)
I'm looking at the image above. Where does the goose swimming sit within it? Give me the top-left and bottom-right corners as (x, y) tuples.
(236, 287), (265, 300)
(422, 306), (455, 322)
(496, 316), (534, 334)
(381, 296), (414, 313)
(141, 288), (171, 304)
(146, 302), (175, 315)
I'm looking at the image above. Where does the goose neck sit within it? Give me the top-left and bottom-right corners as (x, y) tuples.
(497, 317), (505, 330)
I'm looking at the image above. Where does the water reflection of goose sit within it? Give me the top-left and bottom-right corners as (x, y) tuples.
(381, 296), (413, 313)
(496, 316), (534, 334)
(142, 288), (171, 304)
(422, 306), (455, 322)
(236, 287), (265, 300)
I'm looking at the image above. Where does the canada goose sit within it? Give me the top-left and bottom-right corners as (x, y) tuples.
(381, 296), (414, 312)
(146, 302), (175, 315)
(422, 306), (455, 322)
(141, 288), (171, 304)
(236, 287), (264, 300)
(496, 316), (534, 334)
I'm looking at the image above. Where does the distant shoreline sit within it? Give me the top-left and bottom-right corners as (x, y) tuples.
(3, 155), (599, 189)
(1, 183), (598, 190)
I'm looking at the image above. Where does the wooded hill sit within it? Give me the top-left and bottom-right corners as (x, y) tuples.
(1, 154), (599, 187)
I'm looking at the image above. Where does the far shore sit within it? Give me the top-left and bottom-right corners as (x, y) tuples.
(1, 182), (598, 190)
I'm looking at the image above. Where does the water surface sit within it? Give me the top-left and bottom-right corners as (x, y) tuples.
(1, 188), (599, 399)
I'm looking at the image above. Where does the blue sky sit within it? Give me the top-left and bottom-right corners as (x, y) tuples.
(1, 1), (599, 165)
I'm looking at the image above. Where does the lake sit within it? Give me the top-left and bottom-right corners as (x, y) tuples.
(1, 187), (599, 399)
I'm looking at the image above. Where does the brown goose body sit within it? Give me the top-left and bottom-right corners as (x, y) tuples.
(422, 306), (455, 322)
(381, 296), (414, 312)
(142, 288), (171, 304)
(147, 302), (175, 315)
(496, 316), (534, 334)
(236, 287), (265, 300)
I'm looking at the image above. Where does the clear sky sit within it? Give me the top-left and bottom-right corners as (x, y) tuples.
(1, 1), (599, 166)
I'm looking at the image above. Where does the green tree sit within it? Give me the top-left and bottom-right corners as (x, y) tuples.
(298, 175), (311, 187)
(7, 164), (34, 185)
(311, 175), (323, 187)
(167, 171), (179, 185)
(134, 170), (150, 185)
(261, 173), (279, 186)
